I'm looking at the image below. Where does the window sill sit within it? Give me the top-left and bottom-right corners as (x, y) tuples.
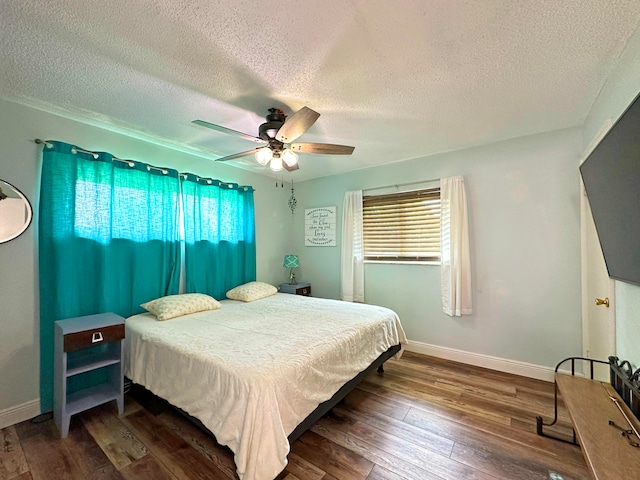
(364, 260), (441, 266)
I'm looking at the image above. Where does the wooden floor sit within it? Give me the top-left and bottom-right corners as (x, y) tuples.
(1, 352), (590, 480)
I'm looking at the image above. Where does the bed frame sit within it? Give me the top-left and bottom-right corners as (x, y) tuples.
(129, 343), (401, 445)
(288, 343), (401, 442)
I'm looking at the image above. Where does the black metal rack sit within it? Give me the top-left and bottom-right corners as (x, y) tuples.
(610, 356), (640, 421)
(536, 356), (640, 444)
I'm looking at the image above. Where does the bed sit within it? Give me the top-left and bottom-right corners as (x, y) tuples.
(124, 290), (407, 480)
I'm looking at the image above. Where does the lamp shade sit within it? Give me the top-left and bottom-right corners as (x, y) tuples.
(255, 147), (273, 166)
(270, 155), (283, 172)
(282, 149), (299, 167)
(283, 254), (299, 269)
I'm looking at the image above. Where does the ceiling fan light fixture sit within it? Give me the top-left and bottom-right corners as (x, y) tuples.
(282, 149), (299, 167)
(270, 155), (284, 172)
(255, 147), (273, 166)
(195, 106), (354, 171)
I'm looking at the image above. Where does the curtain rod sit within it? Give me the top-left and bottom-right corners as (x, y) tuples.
(36, 138), (168, 173)
(362, 178), (440, 194)
(35, 139), (254, 191)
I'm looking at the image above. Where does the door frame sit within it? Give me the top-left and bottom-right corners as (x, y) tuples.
(580, 119), (616, 366)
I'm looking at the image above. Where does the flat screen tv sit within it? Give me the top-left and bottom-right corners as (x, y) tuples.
(580, 90), (640, 286)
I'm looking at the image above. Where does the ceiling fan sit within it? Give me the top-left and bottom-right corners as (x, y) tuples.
(192, 107), (355, 172)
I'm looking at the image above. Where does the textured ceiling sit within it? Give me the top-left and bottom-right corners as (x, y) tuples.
(2, 0), (640, 181)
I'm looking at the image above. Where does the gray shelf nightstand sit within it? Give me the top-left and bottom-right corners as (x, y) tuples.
(279, 282), (311, 296)
(54, 312), (125, 438)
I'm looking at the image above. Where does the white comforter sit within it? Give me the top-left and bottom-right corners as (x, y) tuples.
(125, 293), (406, 480)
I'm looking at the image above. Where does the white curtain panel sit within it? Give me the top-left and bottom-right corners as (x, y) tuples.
(341, 190), (365, 302)
(440, 176), (473, 316)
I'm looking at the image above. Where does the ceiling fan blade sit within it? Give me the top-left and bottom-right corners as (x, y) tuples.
(192, 120), (265, 144)
(283, 162), (300, 172)
(290, 143), (355, 155)
(214, 148), (262, 162)
(275, 107), (320, 143)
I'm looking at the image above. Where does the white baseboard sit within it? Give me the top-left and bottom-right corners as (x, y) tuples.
(404, 340), (557, 382)
(0, 399), (40, 429)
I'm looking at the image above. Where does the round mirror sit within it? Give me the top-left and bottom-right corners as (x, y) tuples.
(0, 179), (33, 244)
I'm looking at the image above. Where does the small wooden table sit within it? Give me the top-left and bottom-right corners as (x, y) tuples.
(556, 373), (640, 479)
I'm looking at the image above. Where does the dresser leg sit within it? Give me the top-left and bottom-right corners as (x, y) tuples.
(60, 414), (70, 438)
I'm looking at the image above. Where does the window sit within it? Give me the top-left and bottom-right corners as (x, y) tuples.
(362, 187), (441, 263)
(74, 169), (179, 244)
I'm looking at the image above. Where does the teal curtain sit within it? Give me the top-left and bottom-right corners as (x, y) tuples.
(39, 141), (181, 412)
(182, 174), (256, 299)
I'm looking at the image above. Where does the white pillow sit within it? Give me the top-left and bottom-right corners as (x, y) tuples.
(226, 281), (277, 302)
(141, 293), (221, 321)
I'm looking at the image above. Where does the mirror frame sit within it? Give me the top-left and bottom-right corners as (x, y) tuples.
(0, 179), (33, 244)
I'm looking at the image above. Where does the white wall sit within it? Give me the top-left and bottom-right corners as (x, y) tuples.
(616, 281), (640, 366)
(294, 128), (584, 368)
(583, 27), (640, 368)
(0, 99), (291, 424)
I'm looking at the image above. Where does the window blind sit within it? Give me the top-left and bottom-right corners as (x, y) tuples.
(362, 187), (441, 262)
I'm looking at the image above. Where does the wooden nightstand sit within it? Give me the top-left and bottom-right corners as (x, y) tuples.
(54, 312), (125, 438)
(279, 282), (311, 296)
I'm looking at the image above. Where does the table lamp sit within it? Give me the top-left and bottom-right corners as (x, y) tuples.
(283, 254), (299, 285)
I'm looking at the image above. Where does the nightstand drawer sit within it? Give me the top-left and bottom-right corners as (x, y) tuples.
(279, 283), (311, 296)
(297, 286), (311, 296)
(63, 324), (125, 352)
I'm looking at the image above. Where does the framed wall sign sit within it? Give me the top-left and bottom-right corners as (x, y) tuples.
(305, 206), (337, 247)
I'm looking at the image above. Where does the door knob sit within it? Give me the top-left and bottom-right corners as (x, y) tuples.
(595, 297), (610, 308)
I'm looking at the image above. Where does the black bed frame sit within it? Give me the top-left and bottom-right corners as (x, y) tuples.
(130, 343), (401, 445)
(288, 343), (401, 442)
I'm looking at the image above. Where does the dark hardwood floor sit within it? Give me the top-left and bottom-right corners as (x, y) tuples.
(1, 352), (589, 480)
